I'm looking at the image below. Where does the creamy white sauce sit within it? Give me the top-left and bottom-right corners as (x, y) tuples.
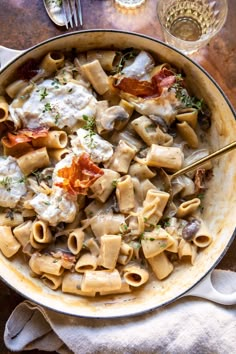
(70, 128), (114, 163)
(122, 51), (154, 80)
(0, 156), (27, 208)
(122, 90), (179, 125)
(29, 187), (77, 226)
(9, 80), (97, 130)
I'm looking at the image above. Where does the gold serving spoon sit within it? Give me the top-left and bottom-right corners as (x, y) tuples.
(159, 141), (236, 193)
(171, 140), (236, 180)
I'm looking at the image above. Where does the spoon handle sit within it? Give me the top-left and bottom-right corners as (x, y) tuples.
(171, 141), (236, 180)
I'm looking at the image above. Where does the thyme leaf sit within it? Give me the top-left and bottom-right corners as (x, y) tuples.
(82, 115), (96, 148)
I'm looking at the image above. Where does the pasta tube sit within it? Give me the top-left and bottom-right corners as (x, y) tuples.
(0, 96), (8, 122)
(178, 239), (198, 265)
(90, 169), (120, 203)
(145, 144), (184, 171)
(40, 51), (65, 75)
(123, 263), (149, 287)
(193, 220), (212, 248)
(141, 228), (174, 258)
(148, 252), (174, 280)
(32, 220), (52, 244)
(117, 242), (134, 265)
(176, 198), (201, 218)
(17, 147), (50, 175)
(176, 108), (198, 128)
(67, 228), (84, 255)
(98, 235), (121, 269)
(62, 272), (96, 297)
(29, 253), (64, 276)
(142, 189), (170, 225)
(75, 253), (97, 272)
(41, 273), (62, 290)
(81, 60), (109, 95)
(107, 140), (136, 174)
(0, 212), (23, 227)
(32, 131), (68, 149)
(81, 269), (122, 293)
(177, 121), (199, 148)
(87, 50), (116, 71)
(13, 221), (32, 247)
(116, 175), (135, 214)
(0, 226), (21, 258)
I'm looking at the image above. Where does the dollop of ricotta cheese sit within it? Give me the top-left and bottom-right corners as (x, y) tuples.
(29, 187), (77, 226)
(0, 156), (27, 208)
(9, 80), (97, 130)
(70, 128), (113, 163)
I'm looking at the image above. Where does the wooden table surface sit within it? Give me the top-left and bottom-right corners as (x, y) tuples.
(0, 0), (235, 352)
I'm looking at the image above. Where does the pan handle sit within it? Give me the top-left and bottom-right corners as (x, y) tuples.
(0, 46), (24, 70)
(182, 271), (236, 305)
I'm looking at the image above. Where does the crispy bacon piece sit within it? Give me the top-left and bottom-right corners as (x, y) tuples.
(115, 68), (176, 98)
(1, 127), (49, 148)
(51, 251), (76, 270)
(115, 77), (156, 98)
(55, 153), (104, 195)
(152, 68), (176, 93)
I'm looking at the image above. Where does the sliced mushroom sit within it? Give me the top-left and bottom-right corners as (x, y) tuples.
(182, 218), (201, 241)
(149, 115), (169, 132)
(100, 106), (129, 131)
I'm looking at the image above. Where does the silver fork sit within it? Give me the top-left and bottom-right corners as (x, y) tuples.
(62, 0), (83, 29)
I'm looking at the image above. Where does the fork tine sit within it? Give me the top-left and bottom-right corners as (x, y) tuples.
(75, 0), (83, 26)
(70, 0), (78, 27)
(67, 0), (74, 28)
(63, 0), (82, 29)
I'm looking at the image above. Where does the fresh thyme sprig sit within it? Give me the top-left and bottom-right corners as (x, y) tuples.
(0, 177), (12, 191)
(43, 102), (52, 113)
(39, 88), (48, 101)
(111, 48), (138, 74)
(171, 74), (204, 111)
(82, 115), (96, 148)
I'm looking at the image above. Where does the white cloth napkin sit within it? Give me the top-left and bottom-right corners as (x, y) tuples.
(4, 269), (236, 354)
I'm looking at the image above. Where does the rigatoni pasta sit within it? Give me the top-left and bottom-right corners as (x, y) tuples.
(0, 46), (214, 298)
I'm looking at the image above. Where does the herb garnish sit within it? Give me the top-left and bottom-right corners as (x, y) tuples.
(43, 102), (52, 113)
(82, 115), (96, 148)
(18, 176), (27, 184)
(171, 74), (204, 111)
(40, 88), (48, 101)
(51, 78), (60, 89)
(111, 48), (138, 74)
(55, 113), (60, 125)
(112, 180), (118, 188)
(119, 223), (128, 234)
(0, 177), (12, 191)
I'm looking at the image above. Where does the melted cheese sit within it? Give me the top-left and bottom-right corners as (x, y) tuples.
(0, 156), (27, 208)
(29, 187), (77, 226)
(9, 80), (97, 130)
(121, 90), (179, 125)
(70, 128), (113, 163)
(122, 51), (154, 80)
